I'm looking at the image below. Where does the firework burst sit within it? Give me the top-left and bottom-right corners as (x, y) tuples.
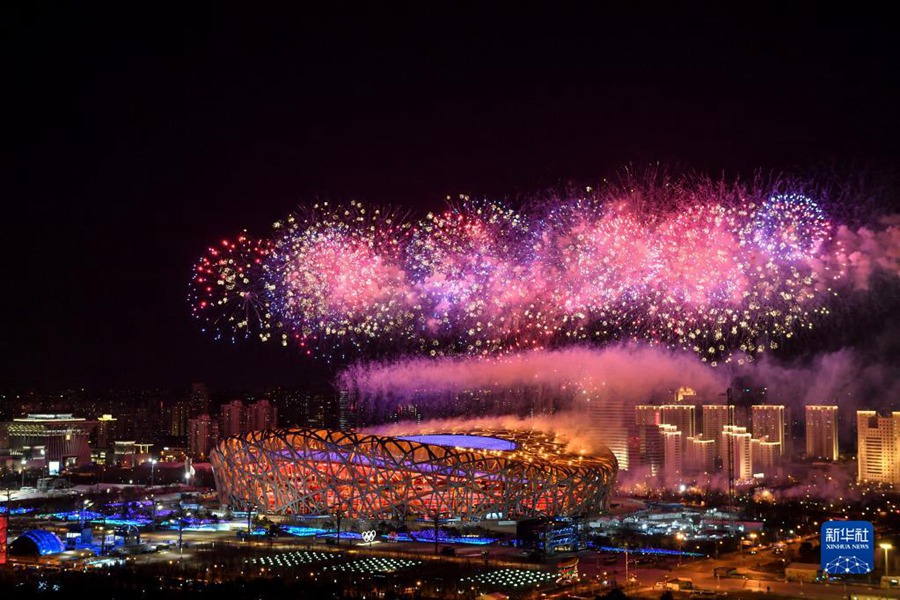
(265, 200), (417, 357)
(188, 231), (276, 343)
(187, 170), (894, 366)
(405, 196), (546, 355)
(749, 193), (832, 262)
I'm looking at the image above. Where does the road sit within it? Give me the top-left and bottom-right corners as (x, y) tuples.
(619, 550), (900, 599)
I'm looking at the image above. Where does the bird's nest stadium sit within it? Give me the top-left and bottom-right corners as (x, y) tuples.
(209, 428), (618, 520)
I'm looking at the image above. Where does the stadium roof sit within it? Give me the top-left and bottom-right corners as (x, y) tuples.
(395, 434), (517, 451)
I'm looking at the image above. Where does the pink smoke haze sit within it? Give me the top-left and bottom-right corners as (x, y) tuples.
(340, 344), (729, 404)
(363, 412), (608, 455)
(341, 337), (900, 445)
(821, 215), (900, 291)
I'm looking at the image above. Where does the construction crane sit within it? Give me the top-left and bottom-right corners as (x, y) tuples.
(726, 387), (735, 511)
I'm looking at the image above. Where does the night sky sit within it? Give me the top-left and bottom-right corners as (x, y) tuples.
(4, 4), (900, 393)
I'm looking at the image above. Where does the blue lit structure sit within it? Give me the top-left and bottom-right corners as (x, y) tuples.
(46, 510), (151, 529)
(594, 544), (705, 557)
(9, 529), (65, 556)
(388, 530), (497, 545)
(319, 531), (364, 540)
(396, 434), (517, 451)
(0, 506), (33, 515)
(48, 510), (104, 522)
(517, 517), (583, 553)
(281, 525), (327, 537)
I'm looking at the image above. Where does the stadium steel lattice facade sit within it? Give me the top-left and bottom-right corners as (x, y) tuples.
(209, 428), (618, 520)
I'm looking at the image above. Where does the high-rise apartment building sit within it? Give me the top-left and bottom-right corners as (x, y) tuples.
(635, 405), (661, 427)
(752, 438), (780, 475)
(164, 399), (191, 439)
(338, 389), (355, 430)
(188, 414), (219, 459)
(659, 404), (696, 439)
(684, 435), (716, 474)
(216, 398), (278, 439)
(660, 424), (682, 482)
(751, 405), (788, 457)
(702, 404), (734, 459)
(189, 382), (210, 417)
(94, 414), (118, 449)
(632, 405), (664, 476)
(805, 405), (839, 460)
(583, 392), (632, 471)
(722, 425), (753, 481)
(857, 411), (900, 487)
(247, 398), (277, 431)
(220, 399), (246, 438)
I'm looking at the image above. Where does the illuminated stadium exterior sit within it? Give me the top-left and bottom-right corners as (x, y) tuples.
(210, 428), (618, 520)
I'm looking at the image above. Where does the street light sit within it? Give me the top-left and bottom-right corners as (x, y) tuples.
(676, 532), (685, 566)
(881, 543), (893, 576)
(178, 506), (190, 555)
(149, 459), (157, 488)
(624, 543), (630, 584)
(80, 498), (93, 533)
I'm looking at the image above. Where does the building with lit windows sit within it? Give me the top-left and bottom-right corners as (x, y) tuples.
(751, 405), (788, 457)
(94, 414), (118, 449)
(685, 435), (716, 474)
(220, 399), (247, 438)
(721, 425), (753, 481)
(219, 398), (278, 438)
(857, 410), (900, 487)
(660, 404), (696, 440)
(247, 398), (278, 431)
(583, 393), (631, 471)
(633, 405), (663, 475)
(6, 414), (97, 472)
(635, 405), (661, 427)
(659, 424), (682, 482)
(702, 404), (734, 458)
(805, 405), (838, 460)
(751, 438), (780, 476)
(631, 423), (663, 476)
(189, 382), (210, 417)
(188, 414), (219, 459)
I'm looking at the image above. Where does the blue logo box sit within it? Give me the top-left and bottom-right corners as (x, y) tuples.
(820, 520), (874, 575)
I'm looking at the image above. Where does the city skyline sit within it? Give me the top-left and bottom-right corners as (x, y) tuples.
(7, 397), (898, 503)
(1, 383), (880, 461)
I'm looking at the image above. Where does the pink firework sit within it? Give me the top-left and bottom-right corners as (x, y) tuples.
(406, 197), (547, 354)
(188, 169), (863, 365)
(267, 201), (416, 354)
